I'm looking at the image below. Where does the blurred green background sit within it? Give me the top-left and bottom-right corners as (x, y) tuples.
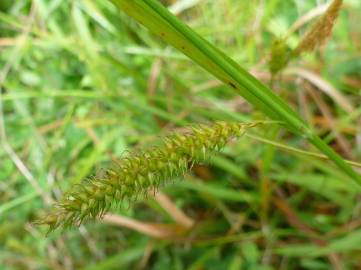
(1, 0), (361, 269)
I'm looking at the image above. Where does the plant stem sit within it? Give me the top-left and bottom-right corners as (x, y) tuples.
(110, 0), (361, 185)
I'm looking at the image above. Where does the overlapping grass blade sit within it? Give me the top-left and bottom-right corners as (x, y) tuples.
(109, 0), (360, 184)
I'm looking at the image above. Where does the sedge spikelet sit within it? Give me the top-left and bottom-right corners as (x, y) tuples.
(38, 121), (261, 232)
(269, 38), (292, 76)
(268, 0), (343, 75)
(294, 0), (343, 55)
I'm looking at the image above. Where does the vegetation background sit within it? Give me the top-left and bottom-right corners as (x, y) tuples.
(1, 0), (361, 269)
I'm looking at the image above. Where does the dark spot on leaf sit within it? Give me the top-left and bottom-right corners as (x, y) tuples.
(228, 82), (237, 89)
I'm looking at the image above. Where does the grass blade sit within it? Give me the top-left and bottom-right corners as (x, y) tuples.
(109, 0), (361, 184)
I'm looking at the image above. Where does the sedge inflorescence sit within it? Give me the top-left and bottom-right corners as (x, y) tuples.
(295, 0), (343, 55)
(269, 0), (343, 75)
(39, 121), (261, 231)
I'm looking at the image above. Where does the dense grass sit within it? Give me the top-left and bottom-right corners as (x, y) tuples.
(1, 0), (361, 269)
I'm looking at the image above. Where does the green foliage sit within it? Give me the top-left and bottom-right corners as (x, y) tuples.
(111, 0), (360, 184)
(1, 0), (361, 269)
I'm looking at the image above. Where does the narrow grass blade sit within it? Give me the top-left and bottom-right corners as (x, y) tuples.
(109, 0), (361, 184)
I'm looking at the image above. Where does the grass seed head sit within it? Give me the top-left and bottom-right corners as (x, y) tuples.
(295, 0), (343, 55)
(38, 121), (261, 232)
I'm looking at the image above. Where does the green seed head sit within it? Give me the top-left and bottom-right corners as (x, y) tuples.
(37, 121), (261, 232)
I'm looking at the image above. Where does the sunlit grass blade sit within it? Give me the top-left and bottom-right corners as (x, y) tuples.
(109, 0), (360, 184)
